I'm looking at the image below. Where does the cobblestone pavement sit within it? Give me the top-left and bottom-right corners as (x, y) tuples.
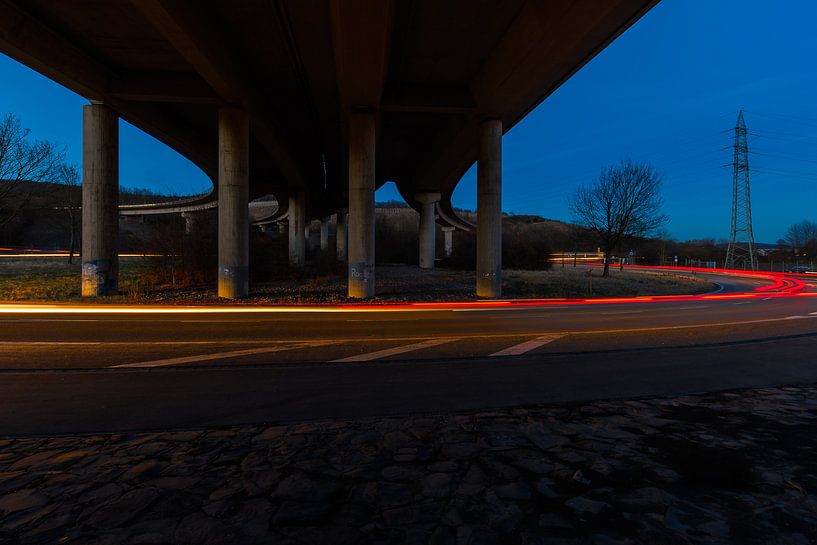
(1, 386), (817, 544)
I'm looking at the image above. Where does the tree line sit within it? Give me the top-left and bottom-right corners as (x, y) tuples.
(0, 112), (173, 257)
(3, 111), (813, 271)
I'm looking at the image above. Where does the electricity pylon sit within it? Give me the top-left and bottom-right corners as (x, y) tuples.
(725, 110), (757, 270)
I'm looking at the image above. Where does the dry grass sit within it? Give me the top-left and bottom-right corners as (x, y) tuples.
(0, 259), (714, 304)
(0, 259), (82, 301)
(502, 266), (713, 299)
(0, 258), (155, 302)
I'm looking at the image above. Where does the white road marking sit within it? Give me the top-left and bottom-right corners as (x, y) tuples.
(0, 319), (103, 323)
(453, 306), (570, 312)
(675, 305), (711, 310)
(331, 338), (453, 362)
(489, 334), (567, 357)
(707, 283), (725, 294)
(345, 318), (422, 322)
(733, 301), (753, 305)
(784, 316), (812, 320)
(112, 342), (331, 368)
(0, 304), (444, 315)
(0, 340), (301, 346)
(0, 341), (103, 346)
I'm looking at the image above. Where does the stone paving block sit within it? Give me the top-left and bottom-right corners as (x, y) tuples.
(2, 384), (817, 543)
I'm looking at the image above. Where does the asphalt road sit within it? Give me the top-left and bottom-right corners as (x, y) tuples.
(1, 268), (816, 435)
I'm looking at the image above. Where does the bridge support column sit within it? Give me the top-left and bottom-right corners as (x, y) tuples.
(81, 102), (119, 297)
(477, 119), (502, 298)
(182, 211), (196, 235)
(348, 112), (376, 298)
(442, 226), (454, 258)
(416, 192), (440, 269)
(288, 190), (305, 268)
(217, 107), (249, 299)
(336, 209), (348, 261)
(305, 222), (318, 254)
(320, 216), (330, 252)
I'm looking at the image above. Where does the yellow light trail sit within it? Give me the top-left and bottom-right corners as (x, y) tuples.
(0, 304), (437, 314)
(0, 292), (815, 316)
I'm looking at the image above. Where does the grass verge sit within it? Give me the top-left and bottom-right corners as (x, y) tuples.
(0, 259), (715, 304)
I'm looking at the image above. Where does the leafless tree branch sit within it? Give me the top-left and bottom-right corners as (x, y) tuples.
(570, 159), (668, 276)
(0, 113), (64, 227)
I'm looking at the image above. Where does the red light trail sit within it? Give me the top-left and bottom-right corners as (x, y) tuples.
(0, 266), (813, 314)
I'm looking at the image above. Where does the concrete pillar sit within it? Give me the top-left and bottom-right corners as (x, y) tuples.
(81, 102), (119, 297)
(182, 211), (196, 235)
(320, 216), (330, 252)
(306, 222), (319, 254)
(415, 193), (440, 269)
(217, 107), (250, 299)
(477, 119), (502, 298)
(348, 112), (376, 298)
(442, 226), (454, 258)
(336, 209), (348, 261)
(288, 190), (305, 267)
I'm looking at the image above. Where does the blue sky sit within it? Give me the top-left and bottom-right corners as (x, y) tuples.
(2, 0), (817, 242)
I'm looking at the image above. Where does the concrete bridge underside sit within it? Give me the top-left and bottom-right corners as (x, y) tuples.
(0, 0), (658, 298)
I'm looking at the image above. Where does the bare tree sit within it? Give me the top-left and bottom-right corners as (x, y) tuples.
(54, 164), (81, 262)
(570, 159), (668, 276)
(783, 220), (817, 256)
(0, 113), (64, 228)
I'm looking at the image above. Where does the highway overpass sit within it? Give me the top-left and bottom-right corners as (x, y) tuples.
(0, 0), (658, 298)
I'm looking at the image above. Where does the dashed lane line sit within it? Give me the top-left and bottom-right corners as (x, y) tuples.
(489, 334), (567, 357)
(112, 342), (333, 368)
(331, 338), (453, 363)
(7, 312), (817, 351)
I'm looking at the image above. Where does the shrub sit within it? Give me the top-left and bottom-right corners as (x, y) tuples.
(441, 219), (552, 271)
(375, 212), (418, 265)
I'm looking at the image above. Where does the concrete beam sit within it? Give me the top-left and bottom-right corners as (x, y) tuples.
(0, 1), (218, 182)
(133, 0), (305, 187)
(411, 0), (658, 199)
(130, 0), (243, 103)
(120, 195), (218, 216)
(476, 119), (502, 298)
(330, 0), (394, 108)
(217, 107), (250, 299)
(81, 103), (119, 296)
(415, 192), (441, 269)
(108, 71), (220, 104)
(380, 85), (476, 114)
(0, 1), (108, 100)
(347, 112), (376, 298)
(288, 190), (306, 268)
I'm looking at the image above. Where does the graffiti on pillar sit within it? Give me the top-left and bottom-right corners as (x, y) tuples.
(349, 262), (372, 282)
